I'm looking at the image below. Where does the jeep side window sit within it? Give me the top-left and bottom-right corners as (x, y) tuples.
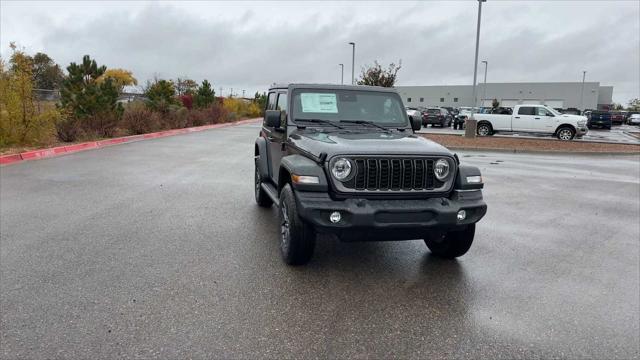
(276, 93), (288, 127)
(266, 92), (276, 111)
(276, 93), (287, 111)
(518, 107), (535, 115)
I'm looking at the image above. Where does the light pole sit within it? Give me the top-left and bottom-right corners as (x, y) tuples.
(580, 70), (586, 110)
(482, 60), (488, 107)
(242, 89), (245, 98)
(348, 42), (355, 85)
(470, 0), (486, 114)
(339, 63), (344, 85)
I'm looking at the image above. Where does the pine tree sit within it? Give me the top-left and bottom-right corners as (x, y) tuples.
(195, 80), (215, 108)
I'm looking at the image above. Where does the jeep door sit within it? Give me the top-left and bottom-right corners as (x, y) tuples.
(265, 91), (288, 184)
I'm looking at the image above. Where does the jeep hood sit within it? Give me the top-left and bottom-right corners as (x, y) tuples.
(288, 130), (453, 159)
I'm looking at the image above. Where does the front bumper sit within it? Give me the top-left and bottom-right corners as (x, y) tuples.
(294, 189), (487, 241)
(576, 126), (589, 136)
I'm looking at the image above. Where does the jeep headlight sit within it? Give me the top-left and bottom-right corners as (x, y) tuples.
(577, 120), (586, 126)
(434, 158), (450, 181)
(331, 158), (353, 181)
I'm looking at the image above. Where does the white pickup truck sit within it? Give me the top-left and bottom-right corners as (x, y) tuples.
(473, 104), (588, 140)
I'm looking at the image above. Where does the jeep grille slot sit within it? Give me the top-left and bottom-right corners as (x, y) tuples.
(338, 156), (448, 193)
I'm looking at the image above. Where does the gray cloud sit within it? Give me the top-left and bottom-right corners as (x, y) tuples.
(1, 1), (638, 102)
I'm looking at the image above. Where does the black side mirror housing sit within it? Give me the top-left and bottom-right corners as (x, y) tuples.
(265, 110), (281, 129)
(410, 117), (421, 131)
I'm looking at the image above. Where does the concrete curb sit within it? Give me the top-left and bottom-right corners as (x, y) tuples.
(0, 118), (261, 166)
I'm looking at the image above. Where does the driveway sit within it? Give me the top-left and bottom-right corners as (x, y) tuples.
(1, 122), (639, 358)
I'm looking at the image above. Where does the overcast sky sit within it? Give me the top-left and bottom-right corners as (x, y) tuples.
(1, 0), (639, 103)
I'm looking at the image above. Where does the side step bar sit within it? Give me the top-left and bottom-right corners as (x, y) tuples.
(261, 182), (280, 206)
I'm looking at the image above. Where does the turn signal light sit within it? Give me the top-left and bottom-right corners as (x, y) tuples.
(291, 174), (320, 184)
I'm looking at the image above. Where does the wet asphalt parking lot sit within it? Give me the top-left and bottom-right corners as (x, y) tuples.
(1, 122), (639, 359)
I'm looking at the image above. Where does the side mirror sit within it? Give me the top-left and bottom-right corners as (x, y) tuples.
(410, 117), (421, 131)
(265, 110), (281, 129)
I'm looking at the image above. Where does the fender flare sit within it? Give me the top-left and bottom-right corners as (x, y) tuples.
(279, 154), (329, 192)
(254, 137), (269, 178)
(454, 164), (483, 190)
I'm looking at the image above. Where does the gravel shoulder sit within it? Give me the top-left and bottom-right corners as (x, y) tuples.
(422, 133), (640, 153)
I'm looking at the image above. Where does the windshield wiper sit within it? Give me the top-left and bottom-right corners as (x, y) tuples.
(295, 118), (345, 129)
(340, 120), (391, 132)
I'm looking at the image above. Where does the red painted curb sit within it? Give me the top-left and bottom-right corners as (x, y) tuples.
(0, 154), (23, 165)
(0, 118), (261, 166)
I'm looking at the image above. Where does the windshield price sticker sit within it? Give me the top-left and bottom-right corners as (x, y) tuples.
(300, 93), (338, 113)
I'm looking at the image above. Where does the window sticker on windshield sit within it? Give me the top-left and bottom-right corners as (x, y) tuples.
(300, 93), (338, 113)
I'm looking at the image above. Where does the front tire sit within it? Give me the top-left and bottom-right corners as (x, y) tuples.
(425, 224), (475, 259)
(556, 126), (575, 141)
(279, 184), (315, 265)
(255, 157), (273, 207)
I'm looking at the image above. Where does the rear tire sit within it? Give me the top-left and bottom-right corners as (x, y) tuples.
(279, 184), (315, 265)
(255, 157), (273, 207)
(477, 122), (492, 136)
(424, 224), (475, 259)
(556, 126), (575, 140)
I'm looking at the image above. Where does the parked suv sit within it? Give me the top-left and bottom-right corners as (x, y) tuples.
(254, 84), (487, 265)
(422, 107), (453, 127)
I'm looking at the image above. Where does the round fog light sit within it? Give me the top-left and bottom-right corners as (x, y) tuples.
(329, 211), (342, 223)
(457, 210), (466, 221)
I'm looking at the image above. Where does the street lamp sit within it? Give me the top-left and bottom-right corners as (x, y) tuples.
(348, 42), (356, 85)
(481, 60), (488, 107)
(470, 0), (486, 113)
(339, 63), (344, 85)
(580, 70), (586, 110)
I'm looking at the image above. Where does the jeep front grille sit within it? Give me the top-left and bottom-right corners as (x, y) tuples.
(338, 157), (448, 192)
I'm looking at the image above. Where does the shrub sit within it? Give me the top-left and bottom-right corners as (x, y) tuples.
(179, 94), (193, 110)
(121, 103), (161, 134)
(162, 107), (189, 129)
(55, 116), (81, 142)
(187, 108), (209, 127)
(208, 104), (229, 124)
(222, 98), (262, 119)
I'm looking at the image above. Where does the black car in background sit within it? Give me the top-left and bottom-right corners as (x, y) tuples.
(586, 111), (612, 130)
(562, 108), (582, 115)
(422, 107), (453, 127)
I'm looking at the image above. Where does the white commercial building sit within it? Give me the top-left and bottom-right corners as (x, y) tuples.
(396, 82), (613, 110)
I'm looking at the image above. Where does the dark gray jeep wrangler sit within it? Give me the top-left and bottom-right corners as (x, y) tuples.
(254, 84), (487, 265)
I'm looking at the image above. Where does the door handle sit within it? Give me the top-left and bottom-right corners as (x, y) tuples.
(534, 117), (540, 120)
(514, 116), (520, 119)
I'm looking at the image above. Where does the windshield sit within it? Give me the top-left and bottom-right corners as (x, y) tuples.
(426, 108), (440, 114)
(291, 89), (408, 126)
